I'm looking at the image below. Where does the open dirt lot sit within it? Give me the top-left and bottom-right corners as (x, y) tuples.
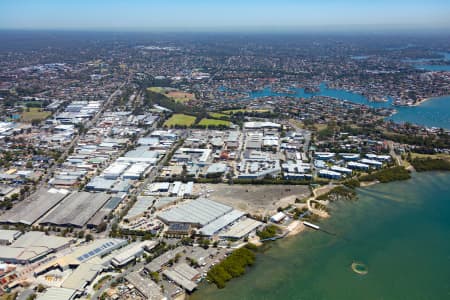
(195, 184), (311, 216)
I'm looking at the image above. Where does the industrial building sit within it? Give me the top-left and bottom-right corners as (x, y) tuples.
(270, 212), (287, 223)
(146, 181), (193, 198)
(243, 121), (281, 130)
(0, 229), (22, 245)
(124, 196), (156, 221)
(157, 198), (233, 227)
(205, 163), (228, 177)
(0, 231), (73, 264)
(85, 177), (116, 192)
(111, 241), (157, 267)
(314, 152), (336, 160)
(39, 192), (111, 228)
(162, 263), (199, 292)
(347, 161), (370, 170)
(145, 247), (185, 273)
(360, 158), (383, 168)
(118, 146), (162, 164)
(330, 165), (353, 175)
(126, 271), (164, 300)
(166, 223), (192, 237)
(318, 169), (342, 179)
(340, 153), (360, 161)
(102, 162), (129, 179)
(199, 210), (245, 236)
(122, 162), (151, 179)
(0, 188), (69, 225)
(87, 193), (126, 229)
(36, 287), (79, 300)
(61, 262), (104, 291)
(366, 154), (391, 161)
(171, 148), (212, 165)
(219, 218), (263, 240)
(35, 238), (127, 274)
(237, 158), (281, 179)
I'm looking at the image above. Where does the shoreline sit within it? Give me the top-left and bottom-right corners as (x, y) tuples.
(411, 94), (450, 107)
(412, 97), (432, 107)
(192, 172), (450, 300)
(195, 171), (450, 296)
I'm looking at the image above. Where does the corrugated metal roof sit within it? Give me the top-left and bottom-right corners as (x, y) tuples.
(157, 198), (232, 226)
(200, 210), (245, 236)
(36, 287), (77, 300)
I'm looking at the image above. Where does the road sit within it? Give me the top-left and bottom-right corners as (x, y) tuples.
(91, 137), (184, 299)
(388, 141), (403, 166)
(41, 81), (128, 187)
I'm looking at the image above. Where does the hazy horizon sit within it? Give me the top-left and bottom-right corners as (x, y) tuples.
(1, 0), (450, 32)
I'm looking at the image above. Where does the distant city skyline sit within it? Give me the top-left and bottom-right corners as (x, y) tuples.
(1, 0), (450, 32)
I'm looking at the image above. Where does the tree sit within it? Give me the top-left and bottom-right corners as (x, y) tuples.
(150, 272), (160, 282)
(36, 284), (46, 292)
(96, 222), (107, 233)
(85, 234), (94, 242)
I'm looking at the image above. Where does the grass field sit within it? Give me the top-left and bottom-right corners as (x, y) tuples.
(221, 109), (269, 115)
(147, 87), (195, 103)
(21, 108), (51, 122)
(198, 118), (231, 127)
(289, 118), (304, 129)
(146, 86), (166, 93)
(164, 114), (197, 127)
(314, 123), (328, 131)
(166, 91), (195, 103)
(208, 112), (230, 120)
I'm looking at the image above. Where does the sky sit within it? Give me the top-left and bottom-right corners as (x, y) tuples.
(0, 0), (449, 32)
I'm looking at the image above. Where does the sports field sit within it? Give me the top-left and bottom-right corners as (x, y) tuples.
(147, 87), (195, 103)
(208, 112), (230, 119)
(198, 118), (231, 127)
(21, 108), (52, 122)
(164, 114), (196, 127)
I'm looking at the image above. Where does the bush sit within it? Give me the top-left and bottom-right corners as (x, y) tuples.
(343, 178), (360, 189)
(256, 225), (281, 240)
(359, 166), (411, 183)
(316, 186), (357, 201)
(207, 247), (256, 289)
(410, 158), (450, 172)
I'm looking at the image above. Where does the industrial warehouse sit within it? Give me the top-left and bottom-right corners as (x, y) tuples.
(40, 192), (111, 228)
(156, 197), (263, 240)
(157, 198), (234, 227)
(0, 231), (73, 264)
(0, 188), (70, 225)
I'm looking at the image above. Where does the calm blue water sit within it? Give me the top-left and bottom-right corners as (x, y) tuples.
(193, 172), (450, 300)
(415, 65), (450, 71)
(245, 84), (450, 129)
(248, 83), (392, 109)
(405, 51), (450, 71)
(390, 96), (450, 128)
(350, 55), (370, 60)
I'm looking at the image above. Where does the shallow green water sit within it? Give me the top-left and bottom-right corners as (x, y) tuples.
(192, 172), (450, 300)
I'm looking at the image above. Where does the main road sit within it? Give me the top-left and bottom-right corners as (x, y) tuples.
(41, 80), (128, 186)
